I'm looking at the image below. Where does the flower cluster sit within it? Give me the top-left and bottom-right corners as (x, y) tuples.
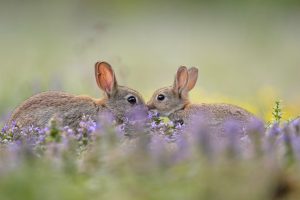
(1, 111), (300, 164)
(1, 110), (300, 199)
(0, 121), (48, 146)
(0, 109), (300, 175)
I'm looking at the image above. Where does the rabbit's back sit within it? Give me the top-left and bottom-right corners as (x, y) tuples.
(194, 103), (256, 122)
(170, 103), (262, 138)
(8, 91), (103, 129)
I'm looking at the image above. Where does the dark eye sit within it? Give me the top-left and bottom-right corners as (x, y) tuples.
(127, 96), (137, 104)
(157, 94), (165, 101)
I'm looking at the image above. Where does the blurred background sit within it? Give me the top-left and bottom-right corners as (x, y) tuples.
(0, 0), (300, 123)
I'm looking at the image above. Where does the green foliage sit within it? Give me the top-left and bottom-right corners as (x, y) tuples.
(272, 100), (283, 124)
(47, 118), (62, 143)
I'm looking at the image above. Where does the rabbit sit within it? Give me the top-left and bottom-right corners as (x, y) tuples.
(7, 61), (146, 130)
(147, 66), (264, 138)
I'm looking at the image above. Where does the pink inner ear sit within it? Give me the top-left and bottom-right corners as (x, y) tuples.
(177, 68), (188, 90)
(187, 68), (198, 91)
(96, 62), (115, 93)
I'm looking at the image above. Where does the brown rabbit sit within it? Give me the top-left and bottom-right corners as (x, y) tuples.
(8, 62), (146, 129)
(147, 66), (264, 138)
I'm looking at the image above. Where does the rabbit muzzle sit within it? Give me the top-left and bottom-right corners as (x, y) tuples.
(146, 102), (156, 110)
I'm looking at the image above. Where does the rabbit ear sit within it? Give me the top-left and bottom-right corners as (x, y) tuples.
(187, 67), (198, 91)
(173, 66), (188, 96)
(95, 61), (118, 96)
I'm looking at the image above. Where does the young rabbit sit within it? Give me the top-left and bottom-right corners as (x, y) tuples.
(8, 61), (146, 129)
(147, 66), (264, 138)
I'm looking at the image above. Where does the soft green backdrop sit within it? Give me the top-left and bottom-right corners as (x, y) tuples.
(1, 0), (300, 121)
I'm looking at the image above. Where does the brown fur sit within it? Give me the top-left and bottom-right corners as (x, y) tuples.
(8, 62), (145, 129)
(147, 66), (263, 137)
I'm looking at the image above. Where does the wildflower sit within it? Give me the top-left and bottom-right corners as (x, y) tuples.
(247, 118), (265, 157)
(147, 111), (154, 119)
(223, 120), (242, 158)
(188, 116), (213, 159)
(282, 123), (295, 165)
(115, 124), (126, 138)
(148, 110), (159, 119)
(291, 118), (300, 135)
(87, 121), (97, 133)
(173, 134), (189, 162)
(64, 126), (75, 137)
(151, 121), (157, 129)
(267, 123), (281, 138)
(291, 136), (300, 161)
(38, 135), (46, 144)
(34, 127), (41, 133)
(175, 122), (184, 130)
(264, 123), (281, 158)
(125, 105), (148, 123)
(247, 118), (265, 135)
(10, 121), (18, 134)
(98, 111), (115, 122)
(28, 125), (34, 132)
(149, 134), (166, 159)
(1, 124), (9, 133)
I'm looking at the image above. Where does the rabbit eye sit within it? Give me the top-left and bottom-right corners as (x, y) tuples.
(127, 96), (137, 105)
(157, 94), (165, 101)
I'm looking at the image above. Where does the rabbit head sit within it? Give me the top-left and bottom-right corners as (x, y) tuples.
(147, 66), (198, 117)
(95, 62), (146, 121)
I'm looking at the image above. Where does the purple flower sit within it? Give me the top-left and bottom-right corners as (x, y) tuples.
(247, 118), (265, 135)
(224, 120), (243, 135)
(7, 121), (19, 134)
(147, 111), (154, 119)
(125, 105), (148, 122)
(279, 123), (296, 163)
(223, 120), (242, 157)
(88, 122), (97, 133)
(28, 125), (34, 132)
(77, 115), (98, 138)
(43, 127), (50, 134)
(115, 124), (126, 138)
(148, 110), (159, 119)
(291, 118), (300, 135)
(149, 134), (167, 162)
(151, 122), (157, 129)
(291, 136), (300, 161)
(175, 123), (184, 130)
(263, 123), (282, 158)
(267, 123), (281, 137)
(282, 123), (292, 143)
(1, 124), (9, 133)
(38, 135), (46, 143)
(97, 111), (115, 126)
(64, 126), (75, 137)
(188, 116), (213, 159)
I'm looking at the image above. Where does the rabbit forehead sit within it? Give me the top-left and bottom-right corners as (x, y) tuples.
(116, 86), (145, 103)
(153, 86), (173, 96)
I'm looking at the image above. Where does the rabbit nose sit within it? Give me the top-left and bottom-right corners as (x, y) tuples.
(147, 102), (156, 110)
